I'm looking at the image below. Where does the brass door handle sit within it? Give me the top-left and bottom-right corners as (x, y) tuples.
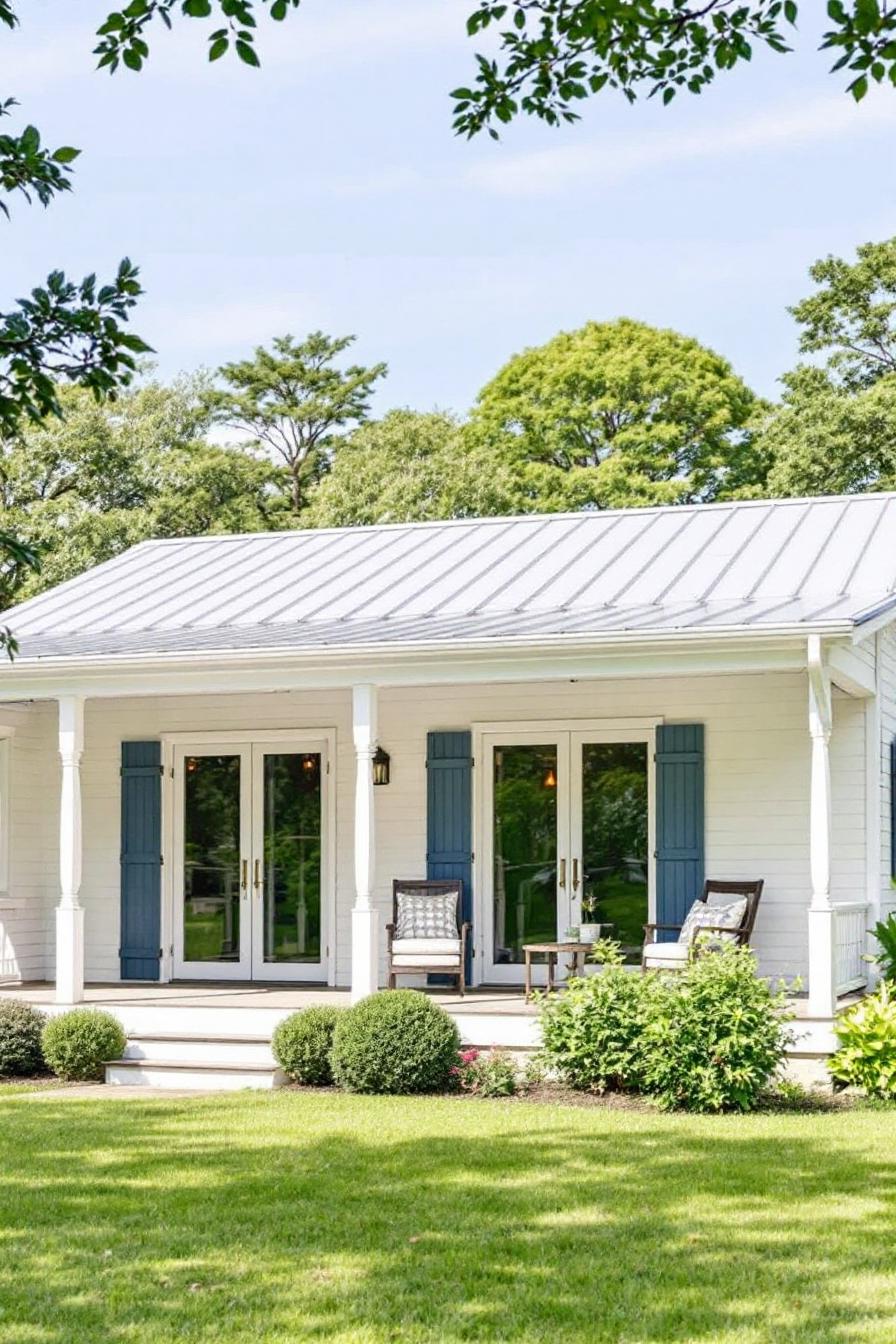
(572, 858), (580, 892)
(254, 858), (261, 894)
(559, 858), (566, 889)
(241, 859), (248, 895)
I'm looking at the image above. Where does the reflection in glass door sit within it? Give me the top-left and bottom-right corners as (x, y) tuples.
(483, 728), (652, 983)
(252, 749), (323, 979)
(173, 739), (328, 982)
(175, 746), (251, 980)
(574, 741), (649, 964)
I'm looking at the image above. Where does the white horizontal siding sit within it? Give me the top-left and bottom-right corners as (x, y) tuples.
(0, 702), (57, 982)
(0, 667), (872, 989)
(880, 627), (896, 923)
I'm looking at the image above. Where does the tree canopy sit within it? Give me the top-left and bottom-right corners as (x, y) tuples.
(303, 409), (526, 527)
(466, 319), (765, 511)
(211, 333), (387, 516)
(763, 366), (896, 499)
(0, 376), (285, 604)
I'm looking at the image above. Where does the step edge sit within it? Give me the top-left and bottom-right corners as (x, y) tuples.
(107, 1058), (280, 1074)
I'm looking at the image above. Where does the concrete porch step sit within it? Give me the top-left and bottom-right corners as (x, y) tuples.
(123, 1034), (275, 1066)
(105, 1057), (286, 1091)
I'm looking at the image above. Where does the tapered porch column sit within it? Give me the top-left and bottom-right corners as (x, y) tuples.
(351, 684), (379, 1003)
(807, 637), (836, 1019)
(55, 696), (85, 1005)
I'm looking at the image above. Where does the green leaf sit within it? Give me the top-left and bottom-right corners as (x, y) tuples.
(235, 38), (260, 65)
(51, 146), (81, 165)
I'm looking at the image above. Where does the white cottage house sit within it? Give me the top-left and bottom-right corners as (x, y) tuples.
(0, 492), (893, 1086)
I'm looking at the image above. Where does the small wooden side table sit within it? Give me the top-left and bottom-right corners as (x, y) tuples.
(522, 941), (592, 1001)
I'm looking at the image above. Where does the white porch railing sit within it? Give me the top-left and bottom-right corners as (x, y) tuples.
(833, 902), (870, 996)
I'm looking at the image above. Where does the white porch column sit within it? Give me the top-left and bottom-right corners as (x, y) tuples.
(55, 696), (85, 1005)
(351, 684), (379, 1003)
(807, 637), (836, 1019)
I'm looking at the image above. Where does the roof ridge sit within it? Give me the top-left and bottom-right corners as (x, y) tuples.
(130, 490), (896, 546)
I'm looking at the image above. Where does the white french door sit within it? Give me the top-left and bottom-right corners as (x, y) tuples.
(172, 738), (330, 982)
(481, 726), (653, 985)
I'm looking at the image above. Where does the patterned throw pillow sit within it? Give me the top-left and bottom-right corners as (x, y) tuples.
(678, 897), (747, 946)
(396, 890), (458, 940)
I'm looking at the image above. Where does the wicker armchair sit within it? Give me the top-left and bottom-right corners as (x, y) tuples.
(386, 879), (471, 995)
(641, 879), (764, 971)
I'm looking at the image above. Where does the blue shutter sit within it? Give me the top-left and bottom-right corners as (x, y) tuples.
(655, 724), (705, 940)
(120, 741), (162, 981)
(426, 730), (473, 981)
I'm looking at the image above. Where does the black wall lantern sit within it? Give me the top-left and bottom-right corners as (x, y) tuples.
(372, 746), (391, 786)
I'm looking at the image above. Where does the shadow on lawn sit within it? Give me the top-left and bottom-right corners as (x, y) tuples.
(0, 1094), (894, 1343)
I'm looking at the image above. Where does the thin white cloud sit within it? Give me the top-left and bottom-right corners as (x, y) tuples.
(468, 93), (896, 197)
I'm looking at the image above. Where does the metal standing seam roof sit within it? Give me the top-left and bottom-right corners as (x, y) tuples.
(3, 492), (896, 661)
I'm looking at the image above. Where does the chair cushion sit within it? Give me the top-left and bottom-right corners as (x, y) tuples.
(643, 941), (690, 970)
(392, 938), (461, 956)
(391, 953), (462, 968)
(395, 889), (458, 939)
(678, 897), (747, 946)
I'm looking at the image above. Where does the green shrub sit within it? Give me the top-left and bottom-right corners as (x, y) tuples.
(830, 983), (896, 1098)
(642, 945), (794, 1112)
(272, 1007), (342, 1085)
(331, 990), (460, 1094)
(539, 967), (660, 1093)
(41, 1009), (126, 1082)
(0, 1001), (46, 1077)
(454, 1047), (520, 1097)
(868, 915), (896, 983)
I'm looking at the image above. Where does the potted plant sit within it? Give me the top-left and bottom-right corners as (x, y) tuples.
(579, 891), (603, 944)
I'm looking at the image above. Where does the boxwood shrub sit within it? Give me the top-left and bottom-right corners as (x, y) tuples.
(272, 1006), (342, 1085)
(331, 990), (460, 1094)
(41, 1009), (126, 1082)
(0, 1000), (47, 1077)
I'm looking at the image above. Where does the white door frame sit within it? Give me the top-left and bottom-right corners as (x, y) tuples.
(162, 728), (337, 985)
(472, 717), (660, 987)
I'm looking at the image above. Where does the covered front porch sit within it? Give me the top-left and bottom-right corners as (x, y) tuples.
(0, 624), (880, 1033)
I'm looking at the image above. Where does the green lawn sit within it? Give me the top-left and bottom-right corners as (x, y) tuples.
(1, 1090), (895, 1343)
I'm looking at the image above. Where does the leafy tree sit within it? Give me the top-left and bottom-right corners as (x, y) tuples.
(211, 333), (387, 516)
(303, 409), (521, 526)
(466, 319), (765, 510)
(758, 238), (896, 498)
(452, 2), (896, 137)
(75, 2), (896, 139)
(0, 377), (286, 604)
(762, 366), (896, 498)
(788, 237), (896, 392)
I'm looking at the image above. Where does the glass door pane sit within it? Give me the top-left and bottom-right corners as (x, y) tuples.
(492, 744), (560, 966)
(578, 742), (649, 963)
(260, 752), (322, 969)
(182, 753), (244, 966)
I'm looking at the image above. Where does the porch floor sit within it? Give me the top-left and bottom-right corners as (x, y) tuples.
(0, 979), (851, 1020)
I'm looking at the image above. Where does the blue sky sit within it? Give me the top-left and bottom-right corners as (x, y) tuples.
(3, 1), (895, 414)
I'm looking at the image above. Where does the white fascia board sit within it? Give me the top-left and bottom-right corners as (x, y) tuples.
(0, 627), (840, 701)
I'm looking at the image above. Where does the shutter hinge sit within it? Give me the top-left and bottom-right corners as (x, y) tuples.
(158, 947), (163, 960)
(170, 767), (175, 778)
(169, 944), (174, 957)
(160, 854), (164, 865)
(158, 764), (164, 776)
